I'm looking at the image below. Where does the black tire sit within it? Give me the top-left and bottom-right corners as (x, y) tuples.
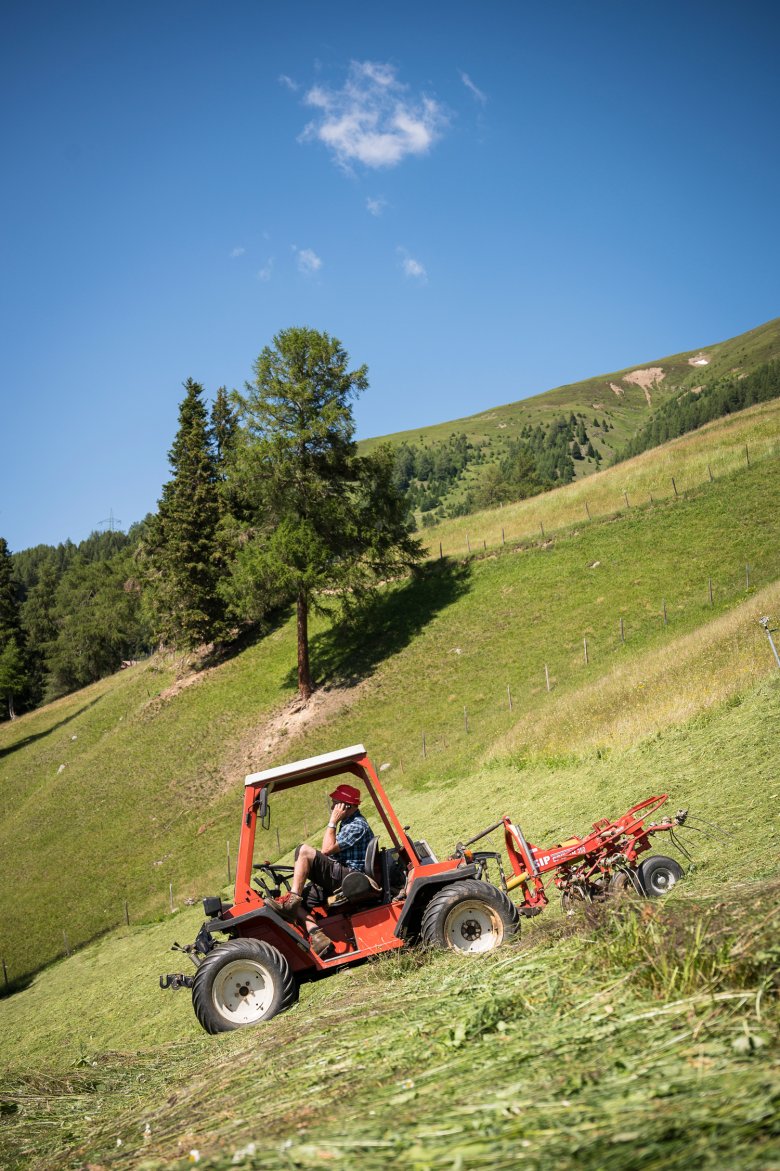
(420, 879), (519, 954)
(608, 869), (641, 898)
(636, 854), (684, 898)
(192, 938), (298, 1034)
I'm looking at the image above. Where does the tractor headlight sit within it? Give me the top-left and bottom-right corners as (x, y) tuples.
(203, 896), (222, 918)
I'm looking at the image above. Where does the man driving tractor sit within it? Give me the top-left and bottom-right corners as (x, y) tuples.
(265, 783), (373, 956)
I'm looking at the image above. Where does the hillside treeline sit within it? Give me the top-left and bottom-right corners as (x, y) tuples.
(616, 359), (780, 461)
(396, 413), (607, 524)
(1, 329), (421, 718)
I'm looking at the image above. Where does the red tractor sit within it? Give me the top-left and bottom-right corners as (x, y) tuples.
(161, 744), (519, 1033)
(161, 744), (688, 1034)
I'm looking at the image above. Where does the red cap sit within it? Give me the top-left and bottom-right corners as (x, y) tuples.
(329, 783), (361, 805)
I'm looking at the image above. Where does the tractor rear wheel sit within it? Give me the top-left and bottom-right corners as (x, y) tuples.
(192, 939), (297, 1034)
(421, 880), (519, 955)
(636, 854), (684, 898)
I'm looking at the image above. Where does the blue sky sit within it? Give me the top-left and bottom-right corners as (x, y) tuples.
(2, 0), (779, 551)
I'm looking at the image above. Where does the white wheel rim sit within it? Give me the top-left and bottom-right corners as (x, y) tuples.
(652, 868), (676, 893)
(444, 900), (503, 954)
(212, 958), (275, 1025)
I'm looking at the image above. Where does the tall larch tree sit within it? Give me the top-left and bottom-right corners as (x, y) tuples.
(224, 327), (421, 700)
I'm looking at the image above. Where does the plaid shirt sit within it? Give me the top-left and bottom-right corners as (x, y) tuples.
(336, 810), (372, 872)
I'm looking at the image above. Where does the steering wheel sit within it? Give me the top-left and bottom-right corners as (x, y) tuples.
(251, 861), (294, 898)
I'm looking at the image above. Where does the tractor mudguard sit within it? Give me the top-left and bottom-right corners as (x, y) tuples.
(204, 906), (312, 954)
(394, 864), (480, 940)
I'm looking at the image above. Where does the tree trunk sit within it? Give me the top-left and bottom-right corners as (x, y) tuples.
(296, 589), (313, 701)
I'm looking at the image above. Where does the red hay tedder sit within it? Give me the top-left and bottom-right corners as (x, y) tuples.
(161, 744), (689, 1034)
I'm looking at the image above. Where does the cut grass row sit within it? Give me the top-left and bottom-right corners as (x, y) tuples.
(2, 872), (777, 1170)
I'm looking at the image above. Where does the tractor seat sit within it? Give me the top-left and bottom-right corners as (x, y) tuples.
(332, 836), (383, 907)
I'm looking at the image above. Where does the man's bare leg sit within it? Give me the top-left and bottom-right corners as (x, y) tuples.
(289, 843), (316, 895)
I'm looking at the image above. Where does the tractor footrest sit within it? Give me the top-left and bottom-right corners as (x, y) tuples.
(160, 972), (194, 990)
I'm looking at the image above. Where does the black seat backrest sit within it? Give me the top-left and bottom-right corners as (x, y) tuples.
(339, 836), (382, 905)
(363, 835), (379, 882)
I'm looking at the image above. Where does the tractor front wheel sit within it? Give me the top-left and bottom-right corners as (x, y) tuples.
(421, 880), (519, 955)
(636, 854), (684, 898)
(192, 939), (297, 1034)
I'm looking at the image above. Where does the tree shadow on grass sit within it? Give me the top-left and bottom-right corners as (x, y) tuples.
(300, 560), (473, 690)
(0, 696), (102, 761)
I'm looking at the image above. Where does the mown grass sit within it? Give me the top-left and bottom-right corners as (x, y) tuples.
(1, 872), (777, 1170)
(1, 435), (780, 983)
(1, 585), (779, 1166)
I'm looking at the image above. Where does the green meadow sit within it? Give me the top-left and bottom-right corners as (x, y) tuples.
(1, 400), (779, 1169)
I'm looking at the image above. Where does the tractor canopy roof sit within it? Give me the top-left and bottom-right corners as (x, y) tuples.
(244, 744), (368, 789)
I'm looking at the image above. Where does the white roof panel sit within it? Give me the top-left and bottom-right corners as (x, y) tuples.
(244, 744), (368, 787)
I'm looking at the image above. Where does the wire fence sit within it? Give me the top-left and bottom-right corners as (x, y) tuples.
(427, 439), (780, 562)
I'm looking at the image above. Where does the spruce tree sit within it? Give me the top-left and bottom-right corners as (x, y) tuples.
(142, 379), (225, 648)
(0, 538), (27, 718)
(211, 386), (238, 475)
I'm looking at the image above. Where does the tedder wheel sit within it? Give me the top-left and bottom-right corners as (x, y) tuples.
(420, 879), (519, 955)
(636, 855), (684, 898)
(192, 939), (297, 1034)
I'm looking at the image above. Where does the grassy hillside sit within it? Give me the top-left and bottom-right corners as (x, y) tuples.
(358, 316), (780, 517)
(1, 403), (779, 986)
(1, 402), (779, 1168)
(1, 652), (778, 1168)
(360, 316), (780, 461)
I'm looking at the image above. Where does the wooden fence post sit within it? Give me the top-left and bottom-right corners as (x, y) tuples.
(623, 492), (629, 509)
(276, 827), (281, 853)
(662, 599), (668, 626)
(708, 463), (713, 482)
(583, 637), (589, 665)
(745, 444), (750, 467)
(708, 578), (713, 605)
(620, 617), (625, 644)
(585, 501), (591, 520)
(169, 884), (174, 914)
(422, 731), (427, 759)
(672, 478), (679, 498)
(124, 900), (130, 927)
(544, 664), (551, 692)
(439, 541), (443, 560)
(464, 706), (469, 733)
(501, 527), (505, 545)
(540, 521), (545, 538)
(2, 958), (8, 990)
(226, 840), (231, 884)
(746, 563), (751, 590)
(507, 684), (513, 712)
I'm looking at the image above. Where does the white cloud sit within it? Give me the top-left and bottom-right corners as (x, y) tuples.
(397, 247), (427, 282)
(299, 60), (447, 170)
(293, 246), (322, 275)
(229, 246), (246, 258)
(366, 196), (387, 217)
(257, 258), (273, 281)
(279, 74), (299, 92)
(459, 70), (487, 105)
